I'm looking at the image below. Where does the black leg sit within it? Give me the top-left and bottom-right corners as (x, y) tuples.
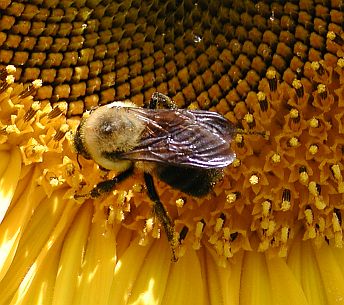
(144, 172), (178, 261)
(148, 92), (177, 109)
(75, 167), (134, 199)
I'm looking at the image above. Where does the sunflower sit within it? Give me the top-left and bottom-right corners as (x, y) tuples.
(0, 0), (344, 304)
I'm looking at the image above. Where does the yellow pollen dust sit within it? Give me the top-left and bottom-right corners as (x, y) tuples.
(327, 31), (336, 40)
(271, 153), (281, 163)
(289, 137), (299, 147)
(308, 181), (320, 196)
(338, 58), (344, 68)
(6, 65), (16, 74)
(332, 213), (341, 232)
(289, 108), (299, 119)
(311, 61), (321, 71)
(266, 69), (276, 79)
(226, 192), (237, 204)
(309, 144), (318, 155)
(281, 227), (289, 243)
(232, 158), (241, 167)
(32, 79), (43, 88)
(305, 209), (313, 225)
(309, 117), (319, 128)
(215, 218), (224, 232)
(299, 172), (309, 184)
(281, 199), (291, 211)
(292, 79), (302, 89)
(244, 113), (254, 123)
(6, 75), (14, 84)
(257, 91), (266, 101)
(175, 198), (185, 208)
(262, 200), (271, 217)
(195, 221), (204, 238)
(235, 134), (243, 143)
(249, 174), (259, 185)
(331, 164), (342, 181)
(317, 84), (326, 94)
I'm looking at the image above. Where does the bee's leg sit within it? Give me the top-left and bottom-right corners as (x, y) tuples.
(143, 172), (178, 261)
(148, 92), (177, 109)
(76, 167), (134, 199)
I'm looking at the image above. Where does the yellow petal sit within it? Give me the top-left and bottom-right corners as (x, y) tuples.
(332, 246), (344, 278)
(52, 201), (93, 305)
(109, 237), (153, 305)
(0, 189), (70, 304)
(0, 171), (46, 280)
(314, 243), (344, 305)
(162, 247), (204, 305)
(286, 233), (302, 283)
(241, 251), (272, 305)
(5, 193), (79, 305)
(9, 242), (60, 305)
(299, 240), (326, 305)
(0, 147), (21, 223)
(0, 150), (10, 178)
(267, 256), (309, 305)
(73, 211), (117, 305)
(218, 251), (243, 305)
(127, 238), (172, 305)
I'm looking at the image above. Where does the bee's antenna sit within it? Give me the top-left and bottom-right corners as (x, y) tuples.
(236, 129), (270, 140)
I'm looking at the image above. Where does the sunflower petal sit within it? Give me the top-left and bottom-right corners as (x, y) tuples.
(126, 238), (171, 305)
(267, 256), (309, 305)
(314, 243), (344, 305)
(162, 247), (204, 305)
(241, 251), (272, 305)
(52, 201), (93, 305)
(300, 240), (327, 305)
(73, 214), (117, 305)
(0, 172), (46, 281)
(109, 237), (152, 305)
(0, 147), (21, 223)
(0, 190), (69, 304)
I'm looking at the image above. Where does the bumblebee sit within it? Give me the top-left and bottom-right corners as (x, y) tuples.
(74, 92), (237, 260)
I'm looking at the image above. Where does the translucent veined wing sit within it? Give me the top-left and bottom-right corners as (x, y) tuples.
(113, 107), (237, 169)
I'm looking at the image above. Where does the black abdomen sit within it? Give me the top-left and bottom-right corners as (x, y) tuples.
(157, 165), (222, 197)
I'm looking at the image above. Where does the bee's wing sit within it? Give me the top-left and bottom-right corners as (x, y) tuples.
(119, 108), (237, 169)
